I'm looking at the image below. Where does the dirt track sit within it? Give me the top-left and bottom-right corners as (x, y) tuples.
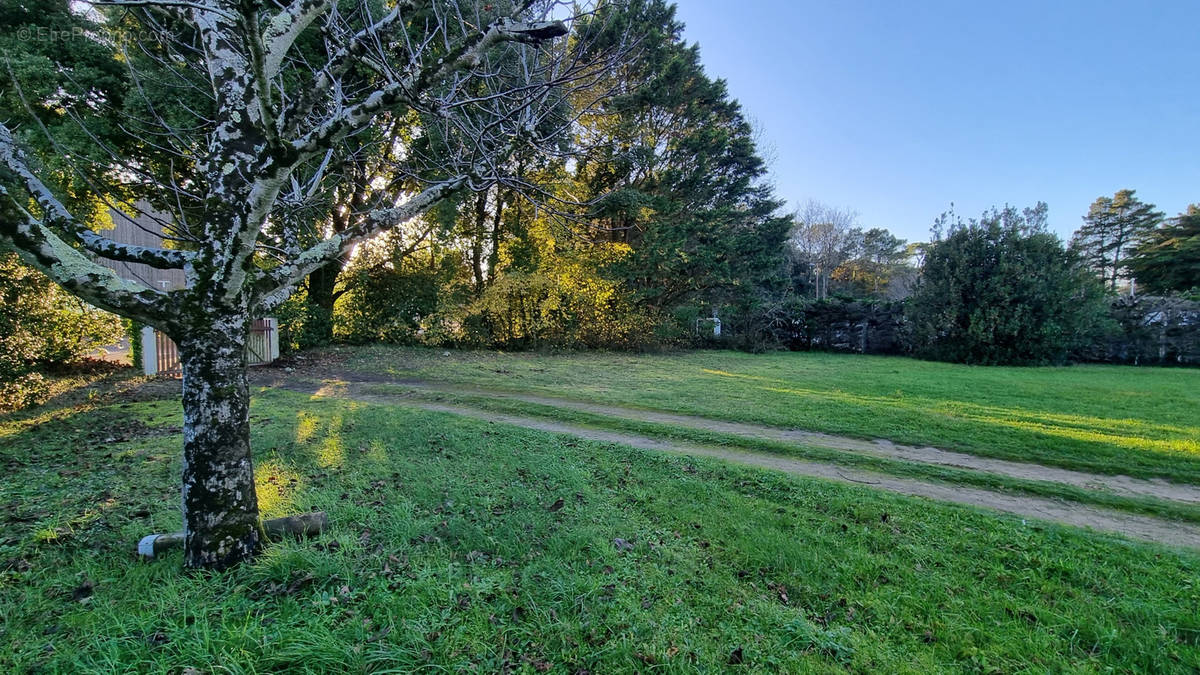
(371, 379), (1200, 505)
(273, 375), (1200, 551)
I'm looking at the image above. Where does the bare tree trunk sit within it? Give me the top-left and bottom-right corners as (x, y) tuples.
(304, 262), (340, 346)
(177, 314), (260, 570)
(471, 190), (488, 294)
(487, 190), (505, 287)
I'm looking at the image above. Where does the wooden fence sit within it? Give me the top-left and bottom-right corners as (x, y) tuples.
(141, 319), (279, 377)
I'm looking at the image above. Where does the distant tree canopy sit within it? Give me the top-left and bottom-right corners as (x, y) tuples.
(1070, 189), (1163, 292)
(1126, 205), (1200, 296)
(908, 204), (1108, 365)
(786, 203), (913, 303)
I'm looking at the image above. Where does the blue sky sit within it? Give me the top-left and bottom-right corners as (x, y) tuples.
(670, 0), (1200, 243)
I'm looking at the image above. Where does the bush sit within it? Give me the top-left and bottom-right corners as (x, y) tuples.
(791, 297), (907, 354)
(906, 205), (1108, 365)
(453, 270), (661, 350)
(335, 261), (456, 345)
(0, 251), (124, 407)
(274, 290), (335, 353)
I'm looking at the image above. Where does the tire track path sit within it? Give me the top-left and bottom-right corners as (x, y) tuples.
(278, 377), (1200, 551)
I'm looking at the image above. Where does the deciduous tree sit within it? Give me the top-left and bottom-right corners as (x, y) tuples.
(0, 0), (620, 569)
(789, 201), (859, 300)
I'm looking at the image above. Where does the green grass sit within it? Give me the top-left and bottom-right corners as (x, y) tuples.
(2, 388), (1199, 672)
(368, 383), (1200, 525)
(344, 346), (1200, 483)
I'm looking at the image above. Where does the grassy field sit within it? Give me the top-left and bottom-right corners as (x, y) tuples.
(345, 347), (1200, 483)
(366, 383), (1200, 525)
(2, 384), (1199, 672)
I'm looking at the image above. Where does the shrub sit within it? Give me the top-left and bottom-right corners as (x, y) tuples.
(335, 262), (456, 345)
(0, 251), (124, 407)
(906, 205), (1108, 365)
(454, 270), (661, 350)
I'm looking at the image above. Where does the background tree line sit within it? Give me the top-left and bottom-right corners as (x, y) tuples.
(773, 191), (1198, 365)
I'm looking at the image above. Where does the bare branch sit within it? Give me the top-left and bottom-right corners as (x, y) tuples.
(253, 174), (467, 309)
(261, 0), (334, 79)
(286, 18), (567, 159)
(0, 126), (194, 269)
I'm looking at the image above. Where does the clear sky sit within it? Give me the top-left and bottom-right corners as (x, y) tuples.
(670, 0), (1200, 243)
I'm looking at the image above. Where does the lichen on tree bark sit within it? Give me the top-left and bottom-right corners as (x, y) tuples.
(178, 311), (260, 570)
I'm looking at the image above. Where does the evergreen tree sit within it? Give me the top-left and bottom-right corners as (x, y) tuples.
(0, 0), (132, 221)
(1125, 205), (1200, 296)
(830, 227), (910, 298)
(572, 0), (790, 314)
(909, 203), (1108, 365)
(1070, 189), (1163, 291)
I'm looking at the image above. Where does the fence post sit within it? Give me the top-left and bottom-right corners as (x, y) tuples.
(140, 326), (157, 376)
(267, 317), (280, 362)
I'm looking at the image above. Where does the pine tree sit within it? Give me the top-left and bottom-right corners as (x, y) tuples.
(1070, 189), (1163, 291)
(1126, 205), (1200, 295)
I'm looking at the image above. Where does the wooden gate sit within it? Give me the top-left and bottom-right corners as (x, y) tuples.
(154, 330), (182, 378)
(247, 319), (275, 366)
(143, 319), (278, 377)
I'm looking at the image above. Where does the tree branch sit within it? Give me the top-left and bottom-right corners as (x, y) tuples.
(261, 0), (334, 79)
(0, 187), (176, 325)
(0, 126), (194, 269)
(253, 174), (467, 309)
(286, 18), (567, 159)
(275, 1), (415, 136)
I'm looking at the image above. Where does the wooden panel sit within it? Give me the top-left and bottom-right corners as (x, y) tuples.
(154, 331), (182, 378)
(247, 319), (274, 366)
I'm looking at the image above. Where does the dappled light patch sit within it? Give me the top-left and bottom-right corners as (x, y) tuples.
(944, 408), (1200, 458)
(318, 434), (345, 469)
(294, 411), (319, 445)
(756, 382), (1200, 457)
(760, 384), (903, 407)
(687, 358), (1200, 467)
(310, 380), (349, 400)
(701, 367), (779, 382)
(316, 412), (348, 469)
(935, 401), (1200, 437)
(364, 438), (390, 465)
(254, 460), (304, 518)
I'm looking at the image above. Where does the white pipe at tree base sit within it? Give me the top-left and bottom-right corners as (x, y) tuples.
(137, 511), (329, 557)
